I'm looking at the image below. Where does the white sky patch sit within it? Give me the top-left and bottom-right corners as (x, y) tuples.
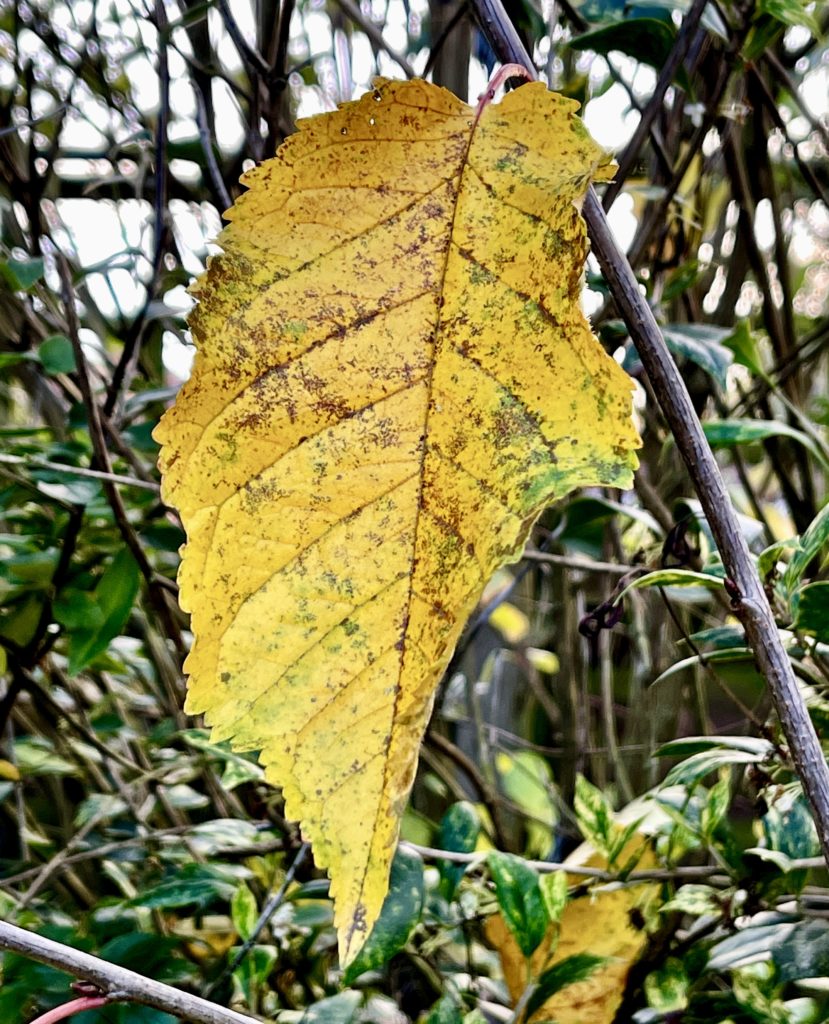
(163, 330), (196, 382)
(754, 199), (775, 251)
(801, 67), (829, 122)
(606, 193), (638, 253)
(583, 83), (640, 152)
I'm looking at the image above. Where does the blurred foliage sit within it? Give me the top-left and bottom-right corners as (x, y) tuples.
(0, 0), (828, 1021)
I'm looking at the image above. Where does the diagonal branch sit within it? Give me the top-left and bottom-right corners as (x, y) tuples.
(470, 0), (829, 866)
(0, 922), (256, 1024)
(335, 0), (417, 77)
(601, 0), (709, 210)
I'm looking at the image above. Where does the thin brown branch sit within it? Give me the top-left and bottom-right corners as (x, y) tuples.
(335, 0), (417, 77)
(602, 0), (709, 209)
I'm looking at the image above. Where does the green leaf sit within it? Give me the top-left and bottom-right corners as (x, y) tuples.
(98, 933), (180, 972)
(539, 871), (569, 926)
(568, 19), (692, 92)
(13, 736), (78, 777)
(708, 923), (794, 971)
(54, 591), (105, 631)
(4, 549), (59, 585)
(661, 261), (703, 303)
(0, 351), (38, 369)
(793, 582), (829, 642)
(127, 864), (238, 910)
(487, 851), (548, 957)
(742, 14), (787, 59)
(684, 625), (746, 651)
(722, 321), (767, 378)
(660, 884), (721, 916)
(573, 773), (618, 859)
(231, 945), (278, 1008)
(758, 538), (798, 583)
(423, 995), (464, 1024)
(701, 776), (730, 840)
(785, 503), (829, 594)
(301, 991), (362, 1024)
(703, 419), (825, 466)
(661, 324), (733, 390)
(220, 757), (264, 790)
(644, 957), (690, 1012)
(756, 0), (820, 34)
(438, 801), (480, 898)
(774, 921), (829, 983)
(343, 846), (424, 984)
(66, 548), (141, 674)
(0, 256), (44, 291)
(650, 648), (754, 687)
(525, 953), (608, 1017)
(616, 568), (725, 604)
(37, 335), (77, 376)
(655, 735), (775, 759)
(662, 747), (773, 787)
(0, 594), (44, 647)
(75, 792), (128, 826)
(763, 793), (820, 861)
(495, 750), (557, 858)
(232, 883), (258, 941)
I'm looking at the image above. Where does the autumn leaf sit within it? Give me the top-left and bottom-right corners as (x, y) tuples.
(486, 801), (664, 1023)
(155, 77), (640, 965)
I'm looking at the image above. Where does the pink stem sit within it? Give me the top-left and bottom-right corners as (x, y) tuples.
(474, 62), (533, 125)
(27, 996), (110, 1024)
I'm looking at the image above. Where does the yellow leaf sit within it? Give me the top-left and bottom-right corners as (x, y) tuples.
(0, 759), (20, 781)
(486, 802), (667, 1023)
(155, 78), (640, 965)
(488, 601), (530, 643)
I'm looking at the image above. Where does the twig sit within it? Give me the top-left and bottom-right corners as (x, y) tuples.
(602, 0), (709, 209)
(428, 731), (510, 848)
(423, 1), (470, 77)
(194, 85), (232, 212)
(0, 828), (189, 887)
(19, 814), (103, 908)
(470, 0), (829, 868)
(103, 5), (172, 416)
(0, 453), (159, 492)
(0, 922), (256, 1024)
(749, 62), (829, 209)
(506, 975), (539, 1024)
(335, 0), (416, 78)
(203, 843), (310, 998)
(521, 549), (636, 575)
(216, 0), (272, 79)
(404, 841), (829, 882)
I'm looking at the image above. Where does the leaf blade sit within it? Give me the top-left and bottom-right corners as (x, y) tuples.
(155, 78), (639, 965)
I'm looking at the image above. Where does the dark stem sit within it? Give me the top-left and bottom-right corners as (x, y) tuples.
(203, 843), (310, 998)
(602, 0), (709, 210)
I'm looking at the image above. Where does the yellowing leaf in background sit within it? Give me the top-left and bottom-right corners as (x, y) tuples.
(155, 78), (640, 964)
(486, 799), (668, 1023)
